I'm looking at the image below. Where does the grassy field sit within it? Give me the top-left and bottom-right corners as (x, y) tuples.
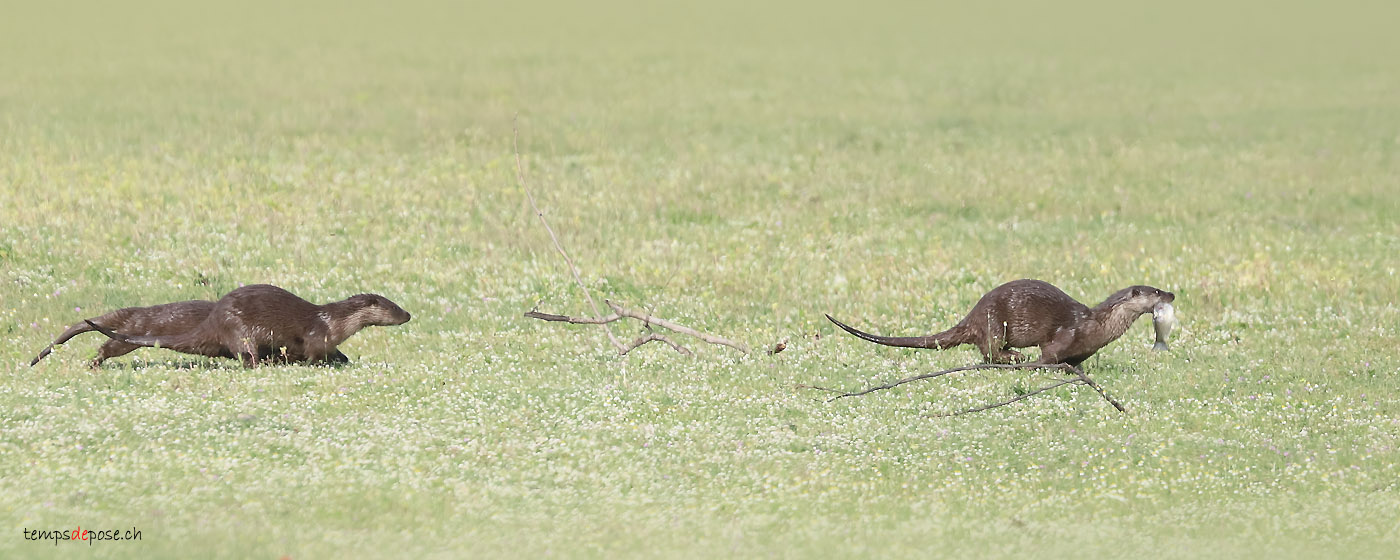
(2, 1), (1398, 558)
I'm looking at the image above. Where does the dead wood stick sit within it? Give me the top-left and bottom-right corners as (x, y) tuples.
(525, 304), (747, 355)
(803, 362), (1127, 413)
(621, 333), (693, 356)
(1071, 366), (1128, 412)
(605, 300), (749, 354)
(513, 116), (626, 352)
(524, 311), (623, 325)
(927, 377), (1082, 417)
(814, 363), (1074, 402)
(511, 119), (746, 358)
(793, 383), (846, 394)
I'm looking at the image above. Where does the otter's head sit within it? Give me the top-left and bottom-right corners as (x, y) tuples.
(347, 294), (412, 326)
(1100, 285), (1175, 315)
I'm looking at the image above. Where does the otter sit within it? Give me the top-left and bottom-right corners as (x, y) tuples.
(827, 279), (1174, 367)
(32, 300), (350, 367)
(86, 284), (410, 368)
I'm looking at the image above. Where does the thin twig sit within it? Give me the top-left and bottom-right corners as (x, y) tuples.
(620, 333), (693, 356)
(802, 362), (1127, 413)
(513, 115), (626, 352)
(524, 311), (622, 325)
(513, 119), (746, 358)
(525, 304), (747, 355)
(816, 363), (1076, 402)
(1071, 366), (1128, 412)
(927, 377), (1082, 417)
(606, 300), (749, 354)
(524, 311), (693, 356)
(793, 383), (847, 394)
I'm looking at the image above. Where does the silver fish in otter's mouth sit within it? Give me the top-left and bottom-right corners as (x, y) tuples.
(1152, 301), (1176, 351)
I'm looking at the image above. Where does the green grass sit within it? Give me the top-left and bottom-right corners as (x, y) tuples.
(2, 0), (1399, 558)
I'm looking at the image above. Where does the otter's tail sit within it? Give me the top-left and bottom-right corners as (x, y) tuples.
(85, 320), (223, 358)
(825, 314), (963, 350)
(30, 322), (96, 366)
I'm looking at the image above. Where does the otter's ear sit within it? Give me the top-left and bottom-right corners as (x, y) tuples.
(1130, 287), (1141, 297)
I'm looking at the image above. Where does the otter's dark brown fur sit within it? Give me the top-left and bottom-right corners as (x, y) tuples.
(31, 301), (224, 367)
(86, 284), (410, 368)
(827, 279), (1175, 367)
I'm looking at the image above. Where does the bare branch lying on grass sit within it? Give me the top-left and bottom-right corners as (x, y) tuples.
(927, 377), (1080, 417)
(513, 117), (747, 357)
(622, 333), (692, 357)
(799, 362), (1126, 413)
(513, 115), (627, 353)
(523, 310), (621, 325)
(604, 300), (749, 354)
(1070, 367), (1127, 412)
(802, 363), (1065, 401)
(525, 303), (746, 356)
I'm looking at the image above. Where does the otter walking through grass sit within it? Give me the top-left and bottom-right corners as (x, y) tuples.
(86, 284), (410, 368)
(827, 279), (1174, 367)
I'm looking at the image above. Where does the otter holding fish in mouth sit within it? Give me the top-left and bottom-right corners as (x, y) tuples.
(827, 279), (1175, 367)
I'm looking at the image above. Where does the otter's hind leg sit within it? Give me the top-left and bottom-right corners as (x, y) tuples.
(91, 340), (143, 368)
(979, 333), (1024, 364)
(1002, 348), (1027, 363)
(988, 348), (1023, 364)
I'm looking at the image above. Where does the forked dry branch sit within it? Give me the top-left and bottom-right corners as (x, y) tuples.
(798, 362), (1126, 413)
(513, 117), (748, 357)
